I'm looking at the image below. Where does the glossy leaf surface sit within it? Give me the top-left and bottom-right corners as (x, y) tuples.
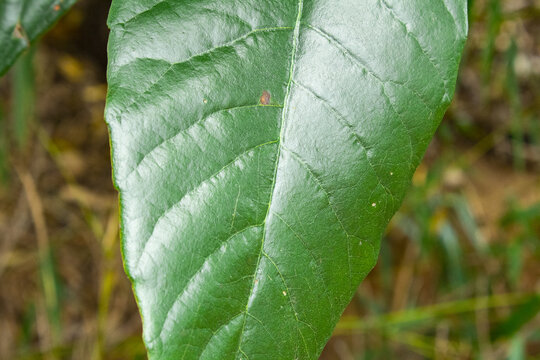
(0, 0), (77, 76)
(106, 1), (467, 359)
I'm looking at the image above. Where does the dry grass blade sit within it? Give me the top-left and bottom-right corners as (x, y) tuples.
(14, 165), (60, 359)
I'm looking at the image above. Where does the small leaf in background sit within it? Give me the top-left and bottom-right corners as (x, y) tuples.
(0, 0), (77, 76)
(491, 295), (540, 342)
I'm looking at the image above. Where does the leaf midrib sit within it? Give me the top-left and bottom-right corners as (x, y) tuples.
(235, 0), (305, 357)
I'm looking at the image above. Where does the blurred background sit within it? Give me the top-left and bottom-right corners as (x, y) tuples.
(0, 0), (539, 359)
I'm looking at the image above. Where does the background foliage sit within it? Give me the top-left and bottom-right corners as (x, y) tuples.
(0, 0), (538, 359)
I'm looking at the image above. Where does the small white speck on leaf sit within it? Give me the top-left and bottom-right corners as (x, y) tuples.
(372, 203), (377, 207)
(203, 98), (208, 104)
(390, 172), (394, 176)
(282, 291), (287, 296)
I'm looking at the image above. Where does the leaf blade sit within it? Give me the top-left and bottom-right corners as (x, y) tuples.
(105, 1), (468, 359)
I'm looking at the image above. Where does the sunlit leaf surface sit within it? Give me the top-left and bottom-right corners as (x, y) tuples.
(106, 1), (467, 358)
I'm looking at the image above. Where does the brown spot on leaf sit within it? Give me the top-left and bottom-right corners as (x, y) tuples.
(13, 22), (30, 47)
(260, 91), (271, 105)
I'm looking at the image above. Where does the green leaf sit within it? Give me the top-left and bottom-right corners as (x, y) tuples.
(105, 1), (467, 359)
(0, 0), (77, 76)
(491, 294), (540, 341)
